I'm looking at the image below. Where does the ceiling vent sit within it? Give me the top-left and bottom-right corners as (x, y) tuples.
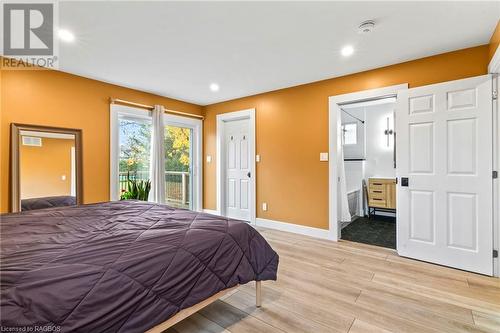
(358, 20), (375, 34)
(22, 136), (42, 147)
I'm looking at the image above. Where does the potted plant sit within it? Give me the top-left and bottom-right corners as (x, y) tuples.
(120, 172), (151, 201)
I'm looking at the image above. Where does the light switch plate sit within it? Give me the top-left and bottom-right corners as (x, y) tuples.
(206, 155), (212, 163)
(320, 152), (329, 161)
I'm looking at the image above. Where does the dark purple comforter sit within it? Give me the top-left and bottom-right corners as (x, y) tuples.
(0, 201), (278, 332)
(21, 195), (76, 211)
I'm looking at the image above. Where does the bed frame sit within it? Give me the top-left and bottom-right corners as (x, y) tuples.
(146, 281), (262, 332)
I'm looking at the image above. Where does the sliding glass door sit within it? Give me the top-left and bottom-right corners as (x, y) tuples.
(163, 114), (201, 210)
(110, 105), (202, 211)
(118, 115), (152, 194)
(164, 125), (192, 209)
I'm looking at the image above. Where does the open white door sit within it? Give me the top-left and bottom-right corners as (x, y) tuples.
(396, 75), (493, 275)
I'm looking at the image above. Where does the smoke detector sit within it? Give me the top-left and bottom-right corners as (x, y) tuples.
(358, 20), (375, 34)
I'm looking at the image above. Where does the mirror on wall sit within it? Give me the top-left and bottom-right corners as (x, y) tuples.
(10, 124), (83, 212)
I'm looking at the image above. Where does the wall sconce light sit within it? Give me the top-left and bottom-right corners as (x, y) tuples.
(384, 117), (394, 147)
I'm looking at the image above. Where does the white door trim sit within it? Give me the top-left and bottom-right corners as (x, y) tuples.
(328, 84), (409, 241)
(495, 75), (500, 278)
(216, 109), (256, 224)
(489, 46), (500, 74)
(488, 45), (500, 277)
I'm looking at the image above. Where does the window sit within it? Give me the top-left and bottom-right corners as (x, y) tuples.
(110, 105), (202, 211)
(118, 116), (152, 195)
(342, 123), (357, 145)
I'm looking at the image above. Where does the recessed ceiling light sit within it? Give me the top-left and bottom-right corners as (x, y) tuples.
(209, 83), (220, 92)
(341, 45), (354, 57)
(57, 29), (75, 42)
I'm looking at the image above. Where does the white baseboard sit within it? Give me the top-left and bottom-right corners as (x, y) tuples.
(203, 209), (220, 215)
(255, 217), (331, 240)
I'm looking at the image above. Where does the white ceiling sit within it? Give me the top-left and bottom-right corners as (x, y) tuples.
(57, 1), (499, 105)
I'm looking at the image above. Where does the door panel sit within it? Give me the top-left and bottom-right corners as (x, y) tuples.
(409, 190), (435, 243)
(224, 119), (251, 221)
(240, 137), (248, 169)
(397, 75), (493, 275)
(240, 179), (249, 209)
(409, 94), (434, 114)
(447, 192), (477, 250)
(447, 118), (476, 175)
(409, 122), (434, 173)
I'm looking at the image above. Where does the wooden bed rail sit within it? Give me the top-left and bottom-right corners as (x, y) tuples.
(146, 281), (262, 332)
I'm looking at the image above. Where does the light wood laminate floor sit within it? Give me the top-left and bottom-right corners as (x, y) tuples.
(167, 227), (500, 333)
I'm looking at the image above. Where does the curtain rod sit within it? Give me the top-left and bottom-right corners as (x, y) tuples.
(110, 98), (204, 120)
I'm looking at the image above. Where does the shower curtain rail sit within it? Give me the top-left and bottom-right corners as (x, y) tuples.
(340, 109), (365, 124)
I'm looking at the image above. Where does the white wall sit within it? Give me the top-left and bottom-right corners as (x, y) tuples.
(341, 106), (365, 159)
(364, 103), (396, 179)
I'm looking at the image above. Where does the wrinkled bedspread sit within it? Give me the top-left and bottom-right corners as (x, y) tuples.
(0, 201), (278, 332)
(21, 195), (76, 211)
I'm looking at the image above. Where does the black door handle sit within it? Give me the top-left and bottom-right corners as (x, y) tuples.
(401, 177), (409, 187)
(247, 172), (251, 178)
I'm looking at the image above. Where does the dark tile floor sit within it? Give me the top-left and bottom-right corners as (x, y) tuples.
(341, 215), (396, 249)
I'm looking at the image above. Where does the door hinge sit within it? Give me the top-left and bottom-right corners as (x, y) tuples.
(493, 171), (498, 179)
(494, 249), (499, 258)
(493, 90), (498, 100)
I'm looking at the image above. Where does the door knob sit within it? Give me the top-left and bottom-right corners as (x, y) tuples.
(247, 172), (251, 178)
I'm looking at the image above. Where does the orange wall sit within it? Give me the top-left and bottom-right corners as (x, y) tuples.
(202, 45), (490, 229)
(1, 68), (203, 212)
(20, 137), (74, 199)
(1, 44), (492, 226)
(489, 20), (500, 61)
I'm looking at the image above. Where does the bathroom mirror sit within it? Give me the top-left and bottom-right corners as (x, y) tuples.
(10, 124), (83, 212)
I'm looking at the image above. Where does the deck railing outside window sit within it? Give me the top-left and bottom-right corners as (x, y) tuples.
(119, 171), (190, 209)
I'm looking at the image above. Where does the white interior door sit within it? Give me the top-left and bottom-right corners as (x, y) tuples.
(224, 119), (252, 221)
(396, 75), (493, 275)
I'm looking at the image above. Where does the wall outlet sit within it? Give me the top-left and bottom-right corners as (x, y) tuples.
(256, 154), (261, 162)
(262, 202), (268, 211)
(320, 152), (329, 161)
(206, 155), (212, 163)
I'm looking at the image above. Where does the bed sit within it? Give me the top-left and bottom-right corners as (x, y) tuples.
(21, 195), (77, 211)
(0, 200), (279, 332)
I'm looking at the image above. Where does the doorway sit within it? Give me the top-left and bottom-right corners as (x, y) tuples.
(216, 109), (256, 223)
(329, 84), (408, 243)
(330, 76), (495, 276)
(339, 98), (398, 249)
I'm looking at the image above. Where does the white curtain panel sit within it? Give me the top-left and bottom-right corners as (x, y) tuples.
(149, 105), (166, 203)
(338, 128), (352, 223)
